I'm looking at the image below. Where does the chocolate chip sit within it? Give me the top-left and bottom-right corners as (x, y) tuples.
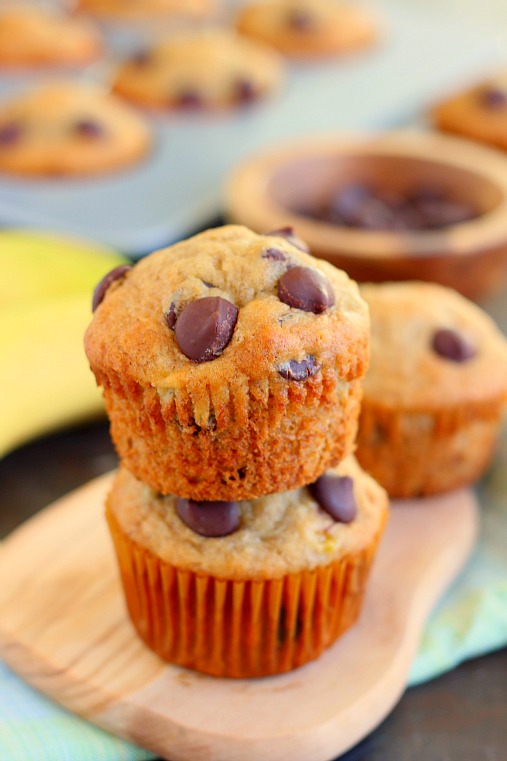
(309, 474), (357, 523)
(0, 122), (22, 145)
(74, 119), (105, 138)
(130, 49), (151, 65)
(286, 9), (315, 30)
(431, 328), (476, 363)
(278, 266), (335, 313)
(264, 226), (310, 253)
(235, 78), (257, 103)
(278, 355), (320, 380)
(262, 247), (287, 261)
(306, 181), (480, 231)
(177, 90), (203, 108)
(165, 301), (177, 329)
(174, 296), (238, 362)
(92, 264), (132, 312)
(176, 497), (240, 537)
(479, 86), (507, 109)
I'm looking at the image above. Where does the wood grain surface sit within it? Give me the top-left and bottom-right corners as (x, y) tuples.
(0, 472), (477, 761)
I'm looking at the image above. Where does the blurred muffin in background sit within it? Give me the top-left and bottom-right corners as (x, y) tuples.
(235, 0), (379, 59)
(112, 29), (285, 111)
(0, 81), (152, 177)
(0, 5), (103, 68)
(431, 72), (507, 152)
(356, 281), (507, 498)
(76, 0), (216, 21)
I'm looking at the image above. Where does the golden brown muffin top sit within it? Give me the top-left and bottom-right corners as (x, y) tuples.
(112, 29), (285, 110)
(0, 6), (102, 68)
(360, 281), (507, 410)
(236, 0), (378, 58)
(0, 81), (152, 176)
(85, 225), (369, 394)
(108, 455), (388, 579)
(77, 0), (215, 20)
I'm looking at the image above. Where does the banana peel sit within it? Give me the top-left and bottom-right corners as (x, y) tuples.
(0, 230), (128, 457)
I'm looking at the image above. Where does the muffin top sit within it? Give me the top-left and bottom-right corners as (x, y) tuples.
(432, 72), (507, 145)
(112, 29), (284, 110)
(360, 281), (507, 409)
(77, 0), (215, 20)
(235, 0), (378, 58)
(0, 6), (102, 68)
(85, 224), (369, 393)
(108, 455), (388, 579)
(0, 81), (152, 176)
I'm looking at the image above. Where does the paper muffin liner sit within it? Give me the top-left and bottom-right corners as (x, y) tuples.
(97, 367), (363, 501)
(357, 397), (505, 498)
(106, 503), (385, 678)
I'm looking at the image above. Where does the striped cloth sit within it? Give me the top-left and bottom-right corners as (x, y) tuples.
(1, 438), (506, 760)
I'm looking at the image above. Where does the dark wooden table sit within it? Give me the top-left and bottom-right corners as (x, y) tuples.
(1, 286), (507, 761)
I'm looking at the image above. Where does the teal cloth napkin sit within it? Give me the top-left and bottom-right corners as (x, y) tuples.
(1, 434), (506, 760)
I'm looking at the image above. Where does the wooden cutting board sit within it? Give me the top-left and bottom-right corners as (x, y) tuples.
(0, 472), (477, 761)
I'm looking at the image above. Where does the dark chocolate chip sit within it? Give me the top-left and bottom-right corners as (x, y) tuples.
(327, 184), (372, 226)
(278, 266), (335, 313)
(479, 86), (507, 109)
(235, 78), (258, 103)
(165, 301), (177, 329)
(92, 264), (132, 312)
(177, 90), (203, 108)
(309, 474), (357, 523)
(0, 122), (22, 145)
(286, 9), (315, 30)
(278, 355), (320, 381)
(264, 226), (310, 253)
(262, 247), (287, 261)
(74, 119), (105, 138)
(175, 296), (238, 362)
(431, 328), (476, 363)
(130, 49), (151, 65)
(176, 497), (240, 537)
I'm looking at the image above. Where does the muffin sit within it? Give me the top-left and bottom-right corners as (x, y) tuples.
(84, 225), (370, 501)
(77, 0), (215, 21)
(111, 30), (285, 111)
(106, 455), (389, 677)
(431, 72), (507, 152)
(235, 0), (378, 59)
(0, 6), (102, 68)
(356, 282), (507, 498)
(0, 81), (152, 177)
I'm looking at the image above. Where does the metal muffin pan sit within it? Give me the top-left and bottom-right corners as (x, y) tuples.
(0, 0), (503, 256)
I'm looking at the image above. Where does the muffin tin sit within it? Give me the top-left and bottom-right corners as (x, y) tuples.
(0, 0), (503, 255)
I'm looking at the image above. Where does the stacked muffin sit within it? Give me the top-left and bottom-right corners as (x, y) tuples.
(84, 224), (388, 677)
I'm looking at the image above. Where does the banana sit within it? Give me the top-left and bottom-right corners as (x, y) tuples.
(0, 229), (128, 457)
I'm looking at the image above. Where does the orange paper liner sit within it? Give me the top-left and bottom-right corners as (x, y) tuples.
(106, 506), (384, 678)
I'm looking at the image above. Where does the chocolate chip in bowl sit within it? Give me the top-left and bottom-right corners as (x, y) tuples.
(225, 130), (507, 300)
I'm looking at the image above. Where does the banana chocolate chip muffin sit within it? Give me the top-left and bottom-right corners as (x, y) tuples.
(77, 0), (215, 21)
(356, 282), (507, 498)
(0, 81), (152, 177)
(84, 225), (370, 501)
(112, 29), (284, 111)
(106, 455), (388, 677)
(431, 72), (507, 152)
(0, 6), (102, 69)
(235, 0), (379, 59)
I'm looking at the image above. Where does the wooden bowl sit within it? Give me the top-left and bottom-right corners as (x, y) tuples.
(225, 130), (507, 300)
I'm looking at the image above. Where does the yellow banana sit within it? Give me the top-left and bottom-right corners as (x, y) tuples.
(0, 229), (128, 457)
